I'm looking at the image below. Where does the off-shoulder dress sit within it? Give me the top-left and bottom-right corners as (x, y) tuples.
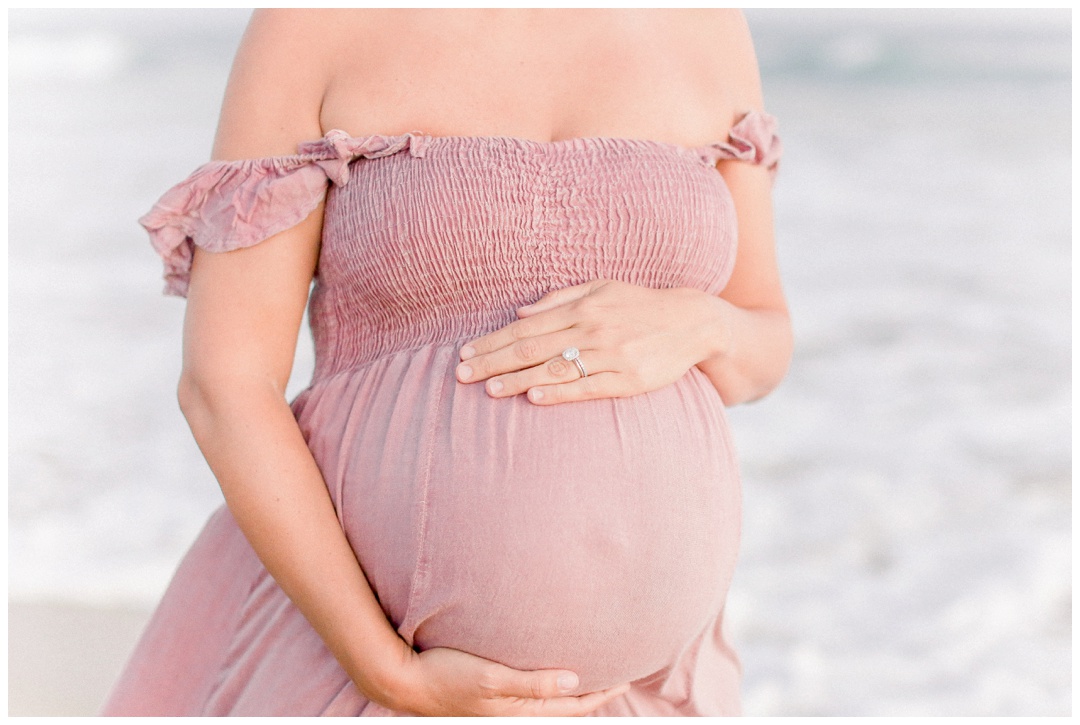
(102, 110), (782, 716)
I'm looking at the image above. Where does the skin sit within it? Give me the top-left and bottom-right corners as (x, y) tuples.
(178, 8), (791, 716)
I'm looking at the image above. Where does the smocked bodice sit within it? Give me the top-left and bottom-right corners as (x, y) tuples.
(123, 112), (783, 714)
(138, 111), (782, 384)
(310, 135), (743, 380)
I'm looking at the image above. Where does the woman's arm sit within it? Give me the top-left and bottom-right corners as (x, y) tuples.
(179, 9), (416, 704)
(693, 159), (793, 406)
(694, 10), (793, 406)
(176, 10), (628, 715)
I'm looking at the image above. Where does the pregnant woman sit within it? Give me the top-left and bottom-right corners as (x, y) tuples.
(103, 8), (791, 717)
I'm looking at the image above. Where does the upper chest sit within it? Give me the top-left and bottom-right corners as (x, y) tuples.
(317, 9), (737, 147)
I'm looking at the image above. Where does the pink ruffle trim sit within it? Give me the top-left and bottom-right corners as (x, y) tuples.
(697, 110), (783, 181)
(139, 134), (427, 297)
(140, 113), (780, 298)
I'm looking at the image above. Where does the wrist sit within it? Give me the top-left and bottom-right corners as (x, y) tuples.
(687, 288), (734, 364)
(347, 636), (421, 712)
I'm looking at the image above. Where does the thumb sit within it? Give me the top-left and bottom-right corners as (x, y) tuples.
(495, 667), (580, 698)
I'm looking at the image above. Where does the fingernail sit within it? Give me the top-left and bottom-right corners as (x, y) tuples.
(488, 379), (503, 394)
(460, 345), (476, 360)
(530, 388), (544, 402)
(457, 364), (472, 381)
(558, 673), (578, 691)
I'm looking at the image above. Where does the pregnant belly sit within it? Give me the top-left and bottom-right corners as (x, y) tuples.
(295, 344), (742, 694)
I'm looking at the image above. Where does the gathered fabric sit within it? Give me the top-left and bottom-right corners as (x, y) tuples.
(139, 111), (780, 299)
(106, 111), (782, 716)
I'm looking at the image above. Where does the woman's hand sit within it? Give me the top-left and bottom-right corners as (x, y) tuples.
(382, 646), (631, 716)
(454, 279), (723, 405)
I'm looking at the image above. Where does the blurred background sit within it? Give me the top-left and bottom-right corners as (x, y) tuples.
(7, 8), (1070, 716)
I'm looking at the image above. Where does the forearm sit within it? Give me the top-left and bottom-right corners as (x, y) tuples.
(691, 290), (793, 406)
(177, 378), (412, 705)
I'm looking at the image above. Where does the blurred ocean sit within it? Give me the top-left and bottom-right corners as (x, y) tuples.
(8, 9), (1070, 716)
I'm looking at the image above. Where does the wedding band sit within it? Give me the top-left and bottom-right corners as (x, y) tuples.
(561, 346), (588, 378)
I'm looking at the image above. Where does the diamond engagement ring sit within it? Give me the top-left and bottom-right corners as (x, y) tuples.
(561, 346), (588, 378)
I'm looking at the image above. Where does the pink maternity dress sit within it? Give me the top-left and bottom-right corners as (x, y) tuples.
(102, 110), (782, 716)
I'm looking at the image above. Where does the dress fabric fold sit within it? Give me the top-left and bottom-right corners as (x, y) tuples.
(105, 111), (783, 716)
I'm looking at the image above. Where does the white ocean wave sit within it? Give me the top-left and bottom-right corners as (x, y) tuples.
(748, 9), (1070, 82)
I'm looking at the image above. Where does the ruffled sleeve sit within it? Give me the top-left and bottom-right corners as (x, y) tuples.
(697, 110), (783, 184)
(140, 130), (427, 297)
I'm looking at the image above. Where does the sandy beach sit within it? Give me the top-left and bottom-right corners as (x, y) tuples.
(8, 600), (151, 716)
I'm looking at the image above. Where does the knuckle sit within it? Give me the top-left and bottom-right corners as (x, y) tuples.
(510, 320), (534, 342)
(546, 357), (571, 377)
(514, 336), (540, 361)
(476, 667), (503, 694)
(527, 677), (547, 699)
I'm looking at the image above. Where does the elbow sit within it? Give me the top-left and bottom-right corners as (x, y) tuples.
(755, 319), (795, 402)
(177, 371), (212, 422)
(735, 362), (791, 406)
(721, 371), (785, 407)
(175, 369), (238, 422)
(721, 316), (795, 407)
(762, 319), (795, 397)
(177, 367), (286, 423)
(176, 373), (215, 445)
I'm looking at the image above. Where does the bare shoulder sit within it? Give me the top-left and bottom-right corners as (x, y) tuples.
(211, 9), (359, 160)
(672, 9), (765, 116)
